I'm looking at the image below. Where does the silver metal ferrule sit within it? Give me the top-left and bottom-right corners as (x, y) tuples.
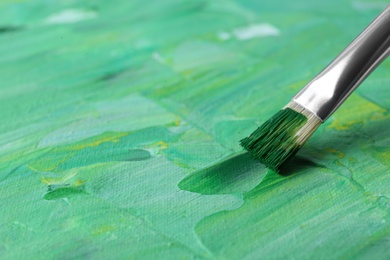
(293, 5), (390, 122)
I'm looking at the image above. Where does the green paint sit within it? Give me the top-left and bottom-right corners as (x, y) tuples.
(179, 153), (267, 195)
(241, 108), (307, 171)
(1, 0), (390, 258)
(196, 168), (390, 259)
(44, 186), (87, 200)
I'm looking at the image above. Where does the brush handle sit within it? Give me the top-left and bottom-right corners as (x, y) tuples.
(293, 6), (390, 121)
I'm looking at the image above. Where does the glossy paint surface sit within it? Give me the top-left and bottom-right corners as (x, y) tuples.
(1, 0), (390, 258)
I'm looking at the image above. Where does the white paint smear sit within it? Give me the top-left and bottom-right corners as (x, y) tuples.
(232, 23), (280, 40)
(217, 31), (231, 41)
(217, 23), (280, 41)
(152, 52), (166, 64)
(45, 9), (97, 25)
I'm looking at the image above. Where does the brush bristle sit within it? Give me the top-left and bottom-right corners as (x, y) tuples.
(240, 101), (321, 171)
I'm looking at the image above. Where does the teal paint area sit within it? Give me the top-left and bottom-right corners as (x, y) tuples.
(1, 0), (390, 258)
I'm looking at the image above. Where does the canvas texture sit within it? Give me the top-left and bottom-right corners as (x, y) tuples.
(1, 0), (390, 259)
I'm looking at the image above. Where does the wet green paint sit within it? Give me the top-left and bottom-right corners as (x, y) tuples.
(44, 185), (87, 200)
(1, 0), (390, 259)
(179, 153), (267, 195)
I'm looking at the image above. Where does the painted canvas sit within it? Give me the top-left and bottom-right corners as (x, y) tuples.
(1, 0), (390, 258)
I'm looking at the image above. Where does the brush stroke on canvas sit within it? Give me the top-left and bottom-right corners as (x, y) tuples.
(1, 0), (390, 258)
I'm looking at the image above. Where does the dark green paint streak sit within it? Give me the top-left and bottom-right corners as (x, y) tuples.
(44, 186), (87, 200)
(0, 26), (24, 34)
(179, 153), (267, 195)
(127, 149), (152, 161)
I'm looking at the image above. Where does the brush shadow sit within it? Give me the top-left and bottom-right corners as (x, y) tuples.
(278, 156), (320, 176)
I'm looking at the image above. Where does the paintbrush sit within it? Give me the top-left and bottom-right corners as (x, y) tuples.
(240, 6), (390, 172)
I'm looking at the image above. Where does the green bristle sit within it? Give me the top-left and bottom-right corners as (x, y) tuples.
(240, 108), (308, 171)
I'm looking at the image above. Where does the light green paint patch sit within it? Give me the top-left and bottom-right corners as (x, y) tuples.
(1, 0), (390, 259)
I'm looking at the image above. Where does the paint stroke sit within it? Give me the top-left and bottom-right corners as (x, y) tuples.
(218, 23), (280, 41)
(179, 152), (267, 195)
(232, 23), (280, 40)
(45, 9), (97, 25)
(0, 0), (390, 259)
